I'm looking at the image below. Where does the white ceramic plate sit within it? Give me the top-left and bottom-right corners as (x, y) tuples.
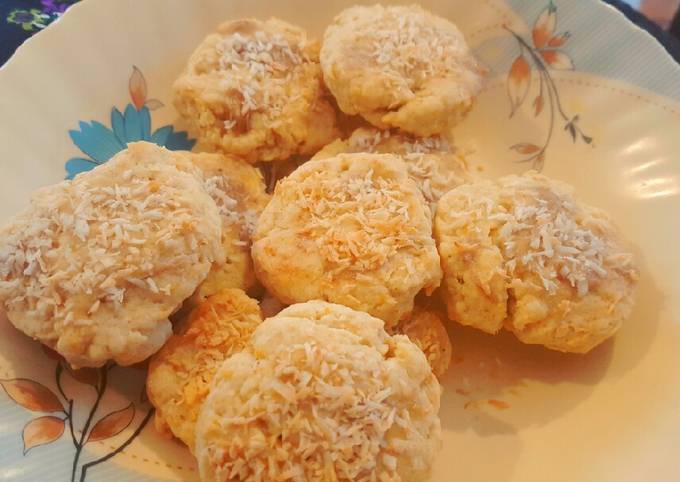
(1, 0), (680, 481)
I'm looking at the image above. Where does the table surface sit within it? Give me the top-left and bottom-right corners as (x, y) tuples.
(0, 0), (678, 67)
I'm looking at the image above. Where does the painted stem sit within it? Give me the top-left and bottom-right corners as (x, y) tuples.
(70, 367), (108, 482)
(66, 400), (78, 448)
(536, 68), (558, 169)
(55, 363), (67, 401)
(515, 68), (556, 168)
(503, 26), (569, 114)
(55, 363), (79, 448)
(78, 409), (154, 482)
(504, 26), (572, 123)
(503, 25), (585, 169)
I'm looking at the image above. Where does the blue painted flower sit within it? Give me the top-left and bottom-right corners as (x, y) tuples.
(65, 67), (195, 179)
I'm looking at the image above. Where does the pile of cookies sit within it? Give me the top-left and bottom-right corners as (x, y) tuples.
(0, 4), (638, 481)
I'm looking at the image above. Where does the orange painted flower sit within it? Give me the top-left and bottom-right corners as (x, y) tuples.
(507, 55), (531, 116)
(532, 2), (557, 49)
(540, 50), (574, 70)
(128, 66), (148, 110)
(548, 32), (571, 47)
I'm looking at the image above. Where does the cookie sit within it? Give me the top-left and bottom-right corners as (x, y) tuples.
(252, 153), (441, 325)
(174, 18), (338, 162)
(321, 5), (483, 136)
(434, 172), (638, 353)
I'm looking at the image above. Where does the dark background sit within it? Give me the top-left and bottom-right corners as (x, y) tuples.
(0, 0), (679, 66)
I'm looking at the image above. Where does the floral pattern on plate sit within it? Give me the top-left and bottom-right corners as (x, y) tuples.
(64, 67), (195, 180)
(2, 0), (680, 481)
(1, 346), (152, 482)
(505, 1), (593, 170)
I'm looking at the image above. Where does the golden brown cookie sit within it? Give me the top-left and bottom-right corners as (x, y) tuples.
(313, 127), (471, 209)
(147, 288), (262, 450)
(252, 153), (442, 326)
(434, 172), (638, 353)
(0, 145), (223, 367)
(195, 301), (441, 481)
(174, 18), (338, 162)
(175, 150), (268, 298)
(393, 306), (452, 378)
(321, 5), (484, 136)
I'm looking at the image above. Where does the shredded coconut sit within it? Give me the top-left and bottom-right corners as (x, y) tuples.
(0, 176), (213, 318)
(369, 6), (470, 81)
(147, 289), (263, 449)
(288, 166), (423, 276)
(176, 18), (337, 162)
(345, 129), (464, 204)
(196, 303), (441, 482)
(215, 29), (308, 119)
(394, 308), (452, 378)
(448, 177), (613, 295)
(217, 31), (302, 75)
(0, 149), (223, 366)
(203, 175), (259, 243)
